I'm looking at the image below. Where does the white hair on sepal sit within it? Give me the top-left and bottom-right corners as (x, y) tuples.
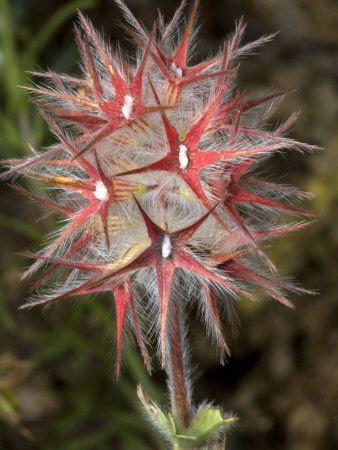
(158, 5), (187, 55)
(77, 15), (119, 86)
(234, 31), (278, 59)
(187, 228), (224, 258)
(275, 112), (300, 135)
(29, 214), (82, 262)
(241, 173), (315, 202)
(173, 89), (211, 129)
(144, 185), (205, 233)
(198, 284), (228, 352)
(236, 193), (309, 228)
(172, 270), (203, 310)
(242, 251), (314, 301)
(135, 267), (162, 350)
(1, 144), (71, 181)
(214, 290), (241, 338)
(22, 267), (94, 308)
(226, 17), (277, 61)
(114, 0), (153, 46)
(129, 277), (154, 351)
(107, 127), (168, 173)
(233, 201), (272, 231)
(165, 196), (207, 231)
(115, 196), (143, 233)
(104, 202), (148, 247)
(228, 18), (246, 52)
(232, 258), (297, 306)
(33, 262), (74, 292)
(250, 90), (290, 125)
(195, 169), (223, 203)
(197, 126), (229, 153)
(134, 267), (160, 330)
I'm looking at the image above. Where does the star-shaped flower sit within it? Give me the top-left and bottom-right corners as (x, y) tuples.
(22, 198), (253, 366)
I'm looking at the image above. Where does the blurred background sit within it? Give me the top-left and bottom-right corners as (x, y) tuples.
(0, 0), (337, 449)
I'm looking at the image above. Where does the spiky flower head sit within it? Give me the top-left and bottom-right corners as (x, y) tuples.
(3, 0), (316, 376)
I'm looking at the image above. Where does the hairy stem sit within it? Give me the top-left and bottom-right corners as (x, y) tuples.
(167, 295), (191, 429)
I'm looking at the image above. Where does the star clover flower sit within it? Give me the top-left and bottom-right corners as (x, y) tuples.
(3, 0), (316, 379)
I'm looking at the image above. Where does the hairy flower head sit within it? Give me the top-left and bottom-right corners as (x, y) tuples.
(2, 0), (316, 375)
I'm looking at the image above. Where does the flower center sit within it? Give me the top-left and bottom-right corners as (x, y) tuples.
(161, 234), (172, 258)
(121, 95), (134, 120)
(178, 144), (189, 170)
(170, 62), (183, 78)
(94, 181), (108, 201)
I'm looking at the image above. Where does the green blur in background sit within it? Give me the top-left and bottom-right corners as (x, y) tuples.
(0, 0), (337, 449)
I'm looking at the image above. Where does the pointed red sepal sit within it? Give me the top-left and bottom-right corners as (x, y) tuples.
(242, 90), (294, 112)
(220, 260), (295, 308)
(0, 146), (65, 180)
(19, 274), (111, 309)
(173, 203), (219, 245)
(173, 248), (255, 300)
(159, 0), (188, 44)
(28, 70), (87, 86)
(113, 283), (128, 378)
(185, 75), (236, 149)
(75, 25), (104, 99)
(20, 85), (99, 109)
(125, 279), (151, 373)
(19, 251), (112, 274)
(100, 201), (110, 250)
(132, 195), (163, 240)
(231, 185), (315, 216)
(113, 278), (151, 377)
(203, 282), (230, 363)
(130, 24), (157, 101)
(250, 222), (312, 243)
(173, 0), (199, 68)
(115, 0), (151, 42)
(28, 231), (94, 292)
(221, 201), (278, 273)
(243, 176), (315, 200)
(206, 245), (265, 267)
(30, 98), (106, 129)
(21, 202), (102, 280)
(78, 11), (126, 96)
(156, 262), (175, 367)
(9, 185), (75, 217)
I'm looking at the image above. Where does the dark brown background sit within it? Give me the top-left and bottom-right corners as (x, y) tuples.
(0, 0), (337, 449)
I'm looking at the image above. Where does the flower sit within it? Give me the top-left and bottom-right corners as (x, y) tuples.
(3, 0), (315, 375)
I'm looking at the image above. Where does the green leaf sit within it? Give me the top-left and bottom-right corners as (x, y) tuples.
(173, 434), (198, 449)
(192, 409), (231, 437)
(138, 386), (237, 449)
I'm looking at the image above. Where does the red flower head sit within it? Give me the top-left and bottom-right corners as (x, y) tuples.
(3, 0), (316, 376)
